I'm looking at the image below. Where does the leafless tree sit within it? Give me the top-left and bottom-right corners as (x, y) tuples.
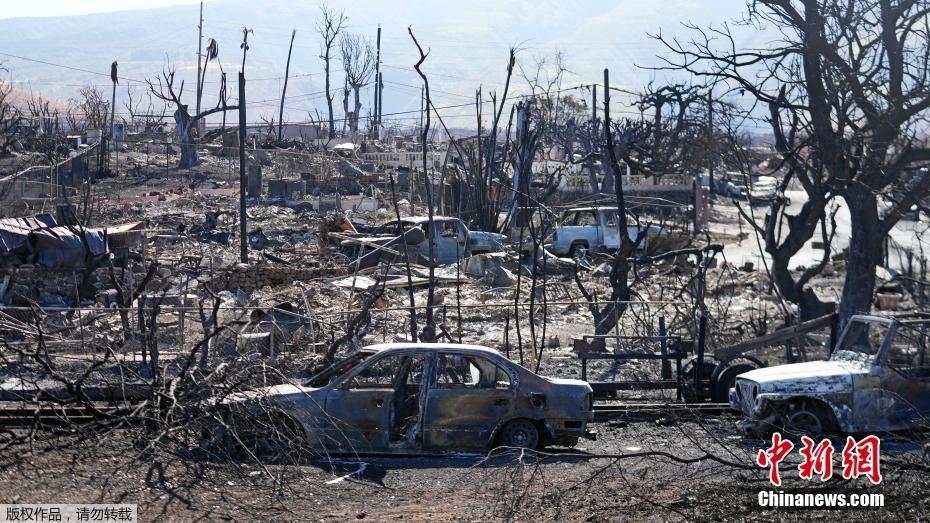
(316, 3), (346, 139)
(0, 78), (27, 156)
(124, 85), (168, 134)
(614, 83), (708, 178)
(435, 49), (517, 233)
(25, 93), (60, 136)
(147, 61), (237, 168)
(340, 32), (375, 135)
(67, 87), (110, 133)
(278, 29), (297, 141)
(409, 27), (438, 340)
(516, 51), (575, 200)
(656, 0), (930, 325)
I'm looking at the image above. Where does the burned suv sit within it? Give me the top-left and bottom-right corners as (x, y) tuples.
(213, 343), (594, 456)
(731, 315), (930, 435)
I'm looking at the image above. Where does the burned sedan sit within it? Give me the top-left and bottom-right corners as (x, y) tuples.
(213, 343), (594, 456)
(731, 315), (930, 436)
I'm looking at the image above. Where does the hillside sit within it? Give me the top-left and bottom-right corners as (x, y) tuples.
(0, 0), (770, 130)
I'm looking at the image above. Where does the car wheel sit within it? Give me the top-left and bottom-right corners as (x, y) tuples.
(499, 419), (540, 449)
(783, 404), (834, 437)
(682, 357), (718, 402)
(712, 363), (757, 403)
(568, 243), (587, 258)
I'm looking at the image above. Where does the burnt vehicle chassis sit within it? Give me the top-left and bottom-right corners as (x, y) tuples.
(209, 343), (595, 457)
(731, 314), (930, 435)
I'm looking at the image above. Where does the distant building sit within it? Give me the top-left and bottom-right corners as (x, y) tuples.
(359, 149), (444, 170)
(279, 123), (324, 141)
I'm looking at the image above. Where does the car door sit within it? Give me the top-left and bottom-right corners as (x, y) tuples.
(600, 210), (620, 249)
(418, 219), (455, 264)
(435, 219), (465, 263)
(423, 352), (515, 450)
(323, 352), (403, 452)
(878, 323), (930, 429)
(454, 220), (468, 258)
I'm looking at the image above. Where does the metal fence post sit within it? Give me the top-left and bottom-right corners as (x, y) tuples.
(659, 316), (670, 380)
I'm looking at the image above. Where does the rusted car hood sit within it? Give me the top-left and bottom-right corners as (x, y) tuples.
(737, 360), (864, 394)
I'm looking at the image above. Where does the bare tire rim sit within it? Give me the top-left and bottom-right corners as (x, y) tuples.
(503, 420), (538, 449)
(785, 410), (823, 436)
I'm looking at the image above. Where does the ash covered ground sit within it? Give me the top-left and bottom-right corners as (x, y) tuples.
(0, 144), (926, 522)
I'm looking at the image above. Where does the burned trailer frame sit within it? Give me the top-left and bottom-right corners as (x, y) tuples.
(730, 314), (930, 435)
(574, 330), (690, 401)
(214, 343), (595, 456)
(572, 314), (726, 403)
(573, 313), (841, 405)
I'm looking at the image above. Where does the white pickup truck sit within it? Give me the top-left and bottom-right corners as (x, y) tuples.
(547, 207), (665, 257)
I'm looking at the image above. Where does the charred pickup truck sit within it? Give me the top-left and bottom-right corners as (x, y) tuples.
(731, 315), (930, 436)
(210, 343), (594, 457)
(339, 216), (506, 265)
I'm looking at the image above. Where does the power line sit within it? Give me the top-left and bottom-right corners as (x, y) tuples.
(0, 51), (146, 84)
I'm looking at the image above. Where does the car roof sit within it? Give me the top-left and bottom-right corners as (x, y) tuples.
(361, 342), (505, 357)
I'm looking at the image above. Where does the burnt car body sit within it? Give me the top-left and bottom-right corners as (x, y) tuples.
(339, 217), (506, 265)
(730, 315), (930, 435)
(219, 343), (595, 455)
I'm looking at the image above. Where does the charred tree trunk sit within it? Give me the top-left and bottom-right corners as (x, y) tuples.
(409, 28), (437, 341)
(352, 85), (362, 134)
(341, 84), (350, 135)
(174, 109), (197, 169)
(838, 183), (881, 326)
(278, 29), (296, 141)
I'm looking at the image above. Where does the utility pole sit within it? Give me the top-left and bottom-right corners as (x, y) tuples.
(278, 29), (296, 141)
(109, 61), (118, 174)
(378, 72), (384, 130)
(373, 26), (381, 139)
(592, 83), (597, 123)
(195, 2), (204, 120)
(587, 84), (599, 194)
(238, 72), (247, 263)
(238, 28), (251, 264)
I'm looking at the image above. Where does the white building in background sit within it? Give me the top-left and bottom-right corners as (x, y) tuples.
(359, 150), (445, 170)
